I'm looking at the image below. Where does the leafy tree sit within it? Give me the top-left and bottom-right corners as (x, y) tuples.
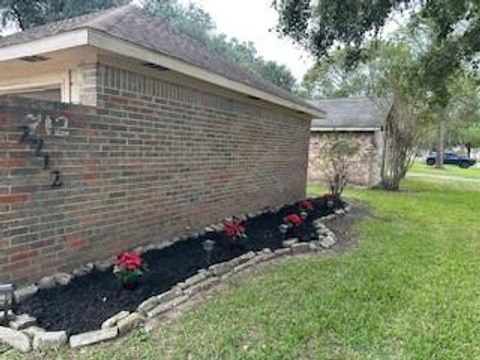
(299, 48), (372, 98)
(144, 0), (296, 91)
(444, 71), (480, 157)
(322, 133), (359, 198)
(460, 126), (480, 158)
(144, 0), (215, 45)
(274, 0), (480, 166)
(0, 0), (128, 30)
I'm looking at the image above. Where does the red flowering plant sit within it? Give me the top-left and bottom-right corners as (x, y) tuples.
(286, 213), (303, 228)
(113, 252), (147, 290)
(299, 199), (314, 219)
(224, 219), (248, 243)
(279, 213), (304, 235)
(299, 199), (314, 212)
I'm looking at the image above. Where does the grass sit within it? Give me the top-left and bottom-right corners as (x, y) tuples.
(410, 161), (480, 180)
(2, 176), (480, 359)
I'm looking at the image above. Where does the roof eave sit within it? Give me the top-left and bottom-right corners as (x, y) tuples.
(86, 30), (325, 118)
(0, 29), (89, 61)
(0, 28), (325, 118)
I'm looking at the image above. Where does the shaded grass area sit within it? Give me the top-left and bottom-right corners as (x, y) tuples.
(3, 178), (480, 359)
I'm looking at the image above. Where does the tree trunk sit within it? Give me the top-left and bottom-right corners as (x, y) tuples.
(466, 143), (472, 158)
(435, 119), (445, 169)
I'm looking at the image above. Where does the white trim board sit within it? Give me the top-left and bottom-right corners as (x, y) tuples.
(0, 28), (325, 118)
(311, 127), (382, 132)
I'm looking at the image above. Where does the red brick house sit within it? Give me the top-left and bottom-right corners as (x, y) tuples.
(0, 6), (324, 283)
(308, 97), (390, 187)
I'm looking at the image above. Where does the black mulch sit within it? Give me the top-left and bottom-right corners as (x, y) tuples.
(17, 197), (342, 335)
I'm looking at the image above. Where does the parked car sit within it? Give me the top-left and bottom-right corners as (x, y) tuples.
(426, 152), (477, 168)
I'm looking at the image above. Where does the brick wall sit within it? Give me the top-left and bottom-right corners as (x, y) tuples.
(0, 66), (310, 284)
(308, 131), (383, 187)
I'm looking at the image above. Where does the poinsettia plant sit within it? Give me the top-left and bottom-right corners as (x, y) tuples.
(299, 199), (314, 212)
(224, 219), (248, 242)
(114, 252), (146, 289)
(299, 199), (314, 218)
(279, 213), (305, 237)
(285, 213), (303, 228)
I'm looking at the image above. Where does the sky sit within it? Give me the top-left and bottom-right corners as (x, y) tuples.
(178, 0), (314, 81)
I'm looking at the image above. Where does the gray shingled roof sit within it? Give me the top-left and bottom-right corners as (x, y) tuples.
(0, 5), (320, 114)
(311, 97), (390, 131)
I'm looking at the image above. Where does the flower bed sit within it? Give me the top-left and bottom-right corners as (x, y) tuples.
(4, 196), (347, 351)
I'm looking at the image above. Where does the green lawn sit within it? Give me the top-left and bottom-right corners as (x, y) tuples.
(410, 161), (480, 180)
(2, 176), (480, 359)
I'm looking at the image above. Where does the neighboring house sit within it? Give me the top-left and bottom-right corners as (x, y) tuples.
(0, 5), (324, 283)
(308, 97), (391, 187)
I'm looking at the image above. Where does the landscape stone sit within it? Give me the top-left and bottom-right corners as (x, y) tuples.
(137, 296), (160, 315)
(72, 265), (92, 277)
(233, 256), (262, 273)
(233, 261), (253, 274)
(144, 244), (157, 252)
(54, 273), (72, 286)
(258, 252), (277, 262)
(292, 243), (312, 254)
(101, 311), (130, 329)
(38, 276), (56, 290)
(133, 246), (144, 254)
(33, 331), (67, 350)
(22, 326), (45, 338)
(184, 277), (220, 296)
(147, 295), (188, 318)
(274, 248), (292, 256)
(180, 270), (210, 289)
(9, 314), (36, 330)
(309, 243), (320, 252)
(209, 261), (233, 277)
(156, 288), (183, 305)
(117, 313), (145, 334)
(0, 326), (31, 353)
(282, 238), (298, 247)
(94, 260), (113, 272)
(69, 327), (119, 349)
(212, 223), (224, 232)
(228, 251), (256, 267)
(320, 236), (336, 249)
(14, 285), (38, 303)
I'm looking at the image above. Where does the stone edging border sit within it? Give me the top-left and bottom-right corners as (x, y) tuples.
(0, 203), (351, 353)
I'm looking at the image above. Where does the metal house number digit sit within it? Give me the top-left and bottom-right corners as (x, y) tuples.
(44, 115), (70, 136)
(53, 116), (69, 136)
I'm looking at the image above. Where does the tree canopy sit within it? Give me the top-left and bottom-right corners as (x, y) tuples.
(0, 0), (128, 30)
(274, 0), (480, 103)
(144, 0), (297, 91)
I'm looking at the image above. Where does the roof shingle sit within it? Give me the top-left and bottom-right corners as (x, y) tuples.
(0, 5), (320, 114)
(311, 97), (391, 131)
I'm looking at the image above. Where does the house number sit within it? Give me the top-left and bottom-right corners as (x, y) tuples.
(25, 113), (70, 137)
